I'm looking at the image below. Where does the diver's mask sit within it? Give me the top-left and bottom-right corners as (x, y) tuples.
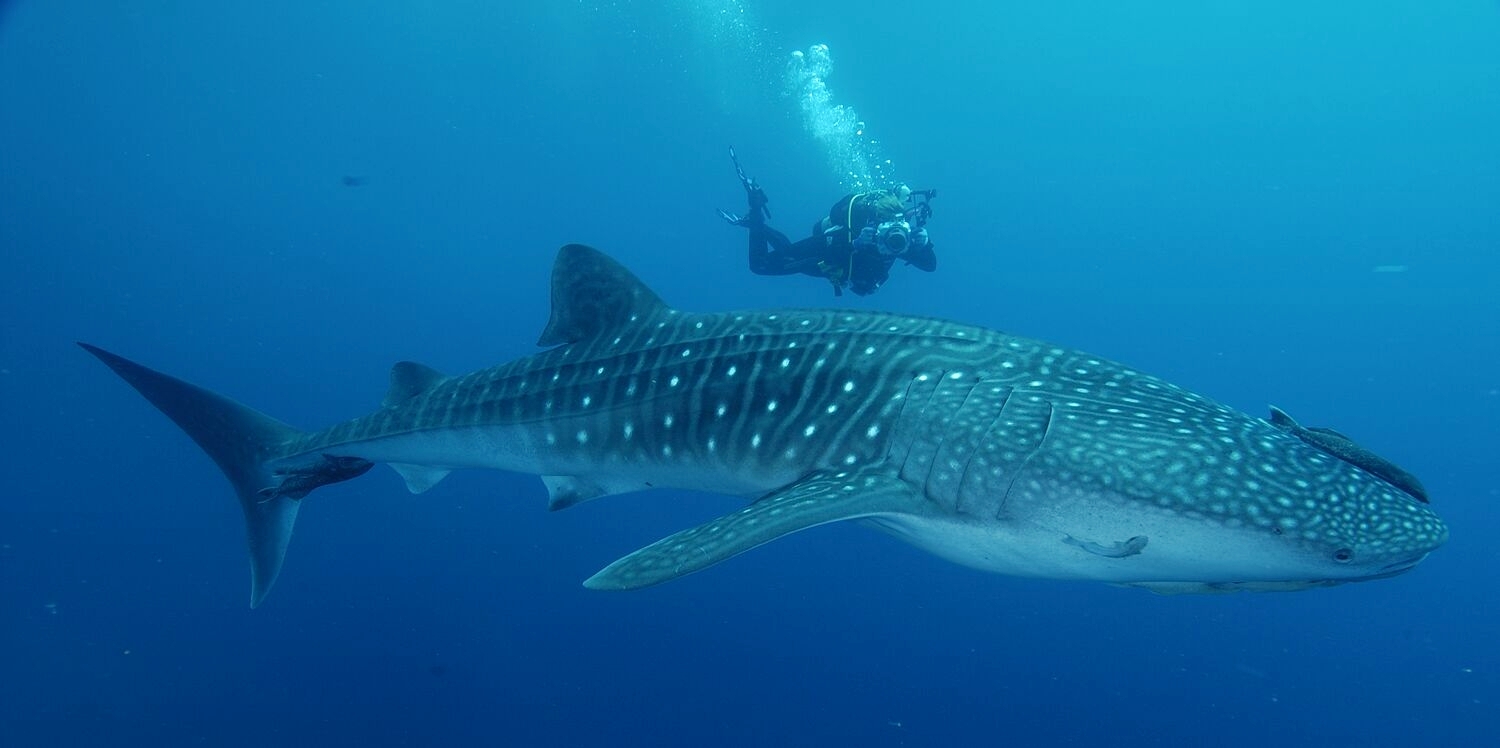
(875, 219), (911, 255)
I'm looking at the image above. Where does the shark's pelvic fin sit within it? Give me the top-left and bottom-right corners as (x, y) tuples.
(383, 361), (447, 407)
(543, 475), (656, 511)
(542, 475), (609, 511)
(536, 244), (671, 347)
(389, 463), (452, 494)
(80, 343), (324, 608)
(584, 469), (924, 590)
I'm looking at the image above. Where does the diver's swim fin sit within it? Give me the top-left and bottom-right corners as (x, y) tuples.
(727, 146), (770, 220)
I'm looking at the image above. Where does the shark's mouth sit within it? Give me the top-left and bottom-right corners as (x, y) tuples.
(1125, 555), (1429, 594)
(1125, 580), (1342, 594)
(1356, 554), (1430, 581)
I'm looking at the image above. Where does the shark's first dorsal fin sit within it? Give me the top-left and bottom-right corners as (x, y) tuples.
(384, 361), (447, 407)
(537, 244), (671, 347)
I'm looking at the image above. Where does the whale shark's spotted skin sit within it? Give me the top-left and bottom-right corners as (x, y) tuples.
(83, 245), (1447, 606)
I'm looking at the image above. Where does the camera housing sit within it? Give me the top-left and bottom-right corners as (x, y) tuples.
(876, 220), (910, 254)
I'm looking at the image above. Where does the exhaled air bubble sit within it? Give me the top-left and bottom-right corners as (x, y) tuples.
(785, 43), (897, 192)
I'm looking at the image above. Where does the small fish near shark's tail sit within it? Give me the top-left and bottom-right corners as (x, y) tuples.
(78, 343), (369, 607)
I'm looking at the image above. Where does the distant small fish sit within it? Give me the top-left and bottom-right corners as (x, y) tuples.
(341, 175), (369, 187)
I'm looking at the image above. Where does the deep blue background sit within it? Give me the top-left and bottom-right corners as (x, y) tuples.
(3, 2), (1498, 746)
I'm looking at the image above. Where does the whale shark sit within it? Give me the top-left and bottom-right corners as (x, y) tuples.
(82, 244), (1447, 606)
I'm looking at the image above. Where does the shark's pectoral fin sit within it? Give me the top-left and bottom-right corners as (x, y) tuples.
(389, 463), (452, 494)
(584, 469), (923, 590)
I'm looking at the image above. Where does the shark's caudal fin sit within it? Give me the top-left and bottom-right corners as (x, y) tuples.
(79, 343), (345, 608)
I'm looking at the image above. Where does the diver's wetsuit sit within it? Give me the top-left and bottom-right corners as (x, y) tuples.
(742, 194), (937, 296)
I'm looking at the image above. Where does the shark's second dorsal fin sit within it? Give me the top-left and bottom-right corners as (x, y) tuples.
(384, 362), (447, 407)
(537, 244), (671, 347)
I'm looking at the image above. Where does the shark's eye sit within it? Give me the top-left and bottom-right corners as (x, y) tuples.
(1333, 548), (1354, 563)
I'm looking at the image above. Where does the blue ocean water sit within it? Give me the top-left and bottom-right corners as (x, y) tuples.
(3, 1), (1497, 745)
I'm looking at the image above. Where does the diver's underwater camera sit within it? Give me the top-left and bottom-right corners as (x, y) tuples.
(876, 220), (910, 254)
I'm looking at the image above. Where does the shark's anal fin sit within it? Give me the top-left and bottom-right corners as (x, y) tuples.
(537, 244), (671, 347)
(584, 469), (924, 590)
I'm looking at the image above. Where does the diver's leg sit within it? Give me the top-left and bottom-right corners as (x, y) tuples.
(717, 180), (771, 226)
(747, 224), (801, 275)
(744, 181), (769, 223)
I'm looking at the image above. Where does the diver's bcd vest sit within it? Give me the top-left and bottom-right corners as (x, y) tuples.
(818, 191), (901, 246)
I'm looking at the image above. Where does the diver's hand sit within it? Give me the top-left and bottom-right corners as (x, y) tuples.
(854, 226), (878, 250)
(910, 228), (929, 248)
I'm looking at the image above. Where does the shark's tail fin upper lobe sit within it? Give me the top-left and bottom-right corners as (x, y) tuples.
(80, 343), (305, 608)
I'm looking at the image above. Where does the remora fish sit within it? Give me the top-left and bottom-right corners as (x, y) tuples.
(82, 245), (1447, 606)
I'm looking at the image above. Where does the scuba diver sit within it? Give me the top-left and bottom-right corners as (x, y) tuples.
(718, 148), (937, 296)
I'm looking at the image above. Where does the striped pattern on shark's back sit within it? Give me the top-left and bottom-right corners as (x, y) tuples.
(299, 308), (1011, 480)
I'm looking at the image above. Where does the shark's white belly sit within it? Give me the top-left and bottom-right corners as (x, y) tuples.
(866, 506), (1315, 585)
